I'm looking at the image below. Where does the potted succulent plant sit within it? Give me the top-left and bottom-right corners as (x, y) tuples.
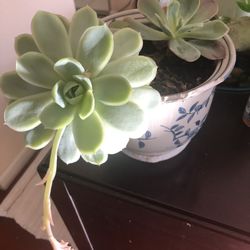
(0, 6), (161, 249)
(105, 0), (236, 163)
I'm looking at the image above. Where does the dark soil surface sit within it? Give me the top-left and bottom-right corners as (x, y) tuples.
(141, 40), (218, 96)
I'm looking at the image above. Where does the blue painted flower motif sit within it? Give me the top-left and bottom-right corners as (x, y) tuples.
(176, 95), (212, 123)
(137, 130), (156, 148)
(162, 95), (212, 148)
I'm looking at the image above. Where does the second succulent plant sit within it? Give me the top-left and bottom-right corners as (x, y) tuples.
(111, 0), (229, 62)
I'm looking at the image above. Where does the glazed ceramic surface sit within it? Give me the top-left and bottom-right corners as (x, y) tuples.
(103, 10), (236, 163)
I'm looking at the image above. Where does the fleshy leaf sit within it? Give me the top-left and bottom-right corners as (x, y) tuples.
(167, 0), (180, 32)
(129, 86), (161, 112)
(175, 22), (203, 35)
(76, 25), (114, 76)
(178, 0), (200, 25)
(63, 81), (84, 105)
(54, 58), (85, 81)
(180, 20), (229, 40)
(93, 75), (131, 106)
(31, 11), (72, 62)
(111, 28), (142, 61)
(237, 1), (250, 12)
(169, 38), (201, 62)
(109, 20), (130, 29)
(96, 101), (147, 138)
(189, 0), (218, 24)
(228, 17), (250, 51)
(73, 112), (104, 154)
(138, 0), (167, 28)
(52, 81), (67, 108)
(4, 92), (52, 132)
(100, 122), (129, 154)
(69, 6), (99, 56)
(189, 40), (226, 60)
(40, 103), (75, 129)
(82, 149), (108, 165)
(78, 90), (95, 120)
(16, 52), (60, 89)
(58, 124), (81, 164)
(100, 56), (157, 88)
(15, 34), (39, 56)
(73, 75), (92, 90)
(124, 18), (169, 41)
(57, 14), (70, 31)
(0, 71), (46, 99)
(25, 124), (54, 150)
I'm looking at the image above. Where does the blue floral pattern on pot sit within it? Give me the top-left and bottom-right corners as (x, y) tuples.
(161, 94), (212, 148)
(137, 130), (156, 148)
(176, 95), (211, 123)
(136, 94), (213, 150)
(161, 115), (208, 147)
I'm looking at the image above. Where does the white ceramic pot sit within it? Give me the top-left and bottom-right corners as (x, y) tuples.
(103, 10), (236, 163)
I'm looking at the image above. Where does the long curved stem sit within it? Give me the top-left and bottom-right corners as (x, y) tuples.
(42, 128), (73, 250)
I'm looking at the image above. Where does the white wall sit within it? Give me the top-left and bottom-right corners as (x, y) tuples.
(0, 0), (75, 189)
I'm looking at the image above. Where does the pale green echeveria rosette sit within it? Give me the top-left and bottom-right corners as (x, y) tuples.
(111, 0), (229, 62)
(0, 6), (160, 166)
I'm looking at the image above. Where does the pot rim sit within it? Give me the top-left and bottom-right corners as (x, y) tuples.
(103, 9), (236, 102)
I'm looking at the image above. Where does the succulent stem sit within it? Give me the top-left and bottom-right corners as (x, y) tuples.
(42, 127), (73, 249)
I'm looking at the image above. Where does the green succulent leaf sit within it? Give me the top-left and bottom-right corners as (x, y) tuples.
(69, 6), (99, 56)
(73, 75), (92, 90)
(155, 13), (173, 38)
(16, 52), (60, 89)
(178, 0), (200, 25)
(111, 28), (143, 61)
(167, 0), (180, 32)
(76, 25), (114, 76)
(31, 11), (72, 62)
(52, 81), (67, 108)
(237, 1), (250, 12)
(0, 71), (46, 99)
(57, 14), (70, 31)
(78, 90), (95, 120)
(180, 20), (229, 40)
(175, 22), (203, 35)
(101, 56), (157, 88)
(82, 149), (108, 165)
(169, 38), (201, 62)
(124, 18), (169, 41)
(4, 92), (52, 132)
(228, 17), (250, 51)
(40, 103), (75, 129)
(109, 20), (130, 29)
(96, 101), (147, 138)
(25, 124), (55, 150)
(54, 58), (85, 81)
(138, 0), (167, 28)
(15, 34), (39, 56)
(93, 75), (131, 106)
(189, 0), (218, 24)
(63, 81), (84, 105)
(129, 86), (161, 112)
(100, 123), (129, 154)
(189, 40), (226, 60)
(73, 112), (104, 154)
(58, 124), (81, 164)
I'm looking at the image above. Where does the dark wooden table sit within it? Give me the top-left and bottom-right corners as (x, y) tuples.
(1, 90), (250, 250)
(41, 90), (250, 250)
